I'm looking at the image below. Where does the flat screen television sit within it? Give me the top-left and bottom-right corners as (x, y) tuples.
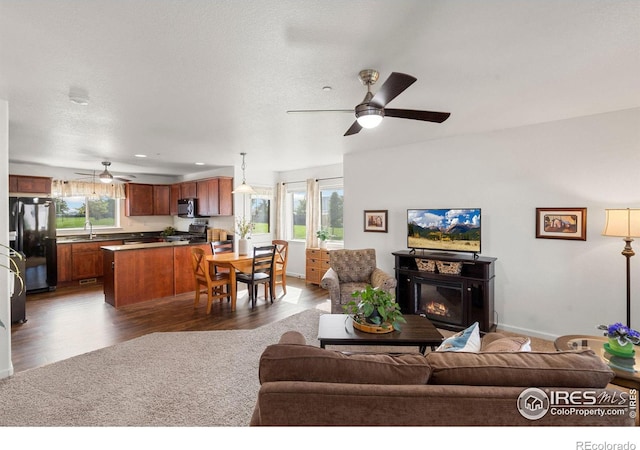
(407, 208), (481, 254)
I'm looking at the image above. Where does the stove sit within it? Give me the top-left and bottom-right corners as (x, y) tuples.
(186, 223), (208, 243)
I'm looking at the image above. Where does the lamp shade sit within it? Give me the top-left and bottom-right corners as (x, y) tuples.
(232, 182), (256, 195)
(602, 209), (640, 238)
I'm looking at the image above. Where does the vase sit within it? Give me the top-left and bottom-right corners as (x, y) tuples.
(238, 238), (250, 256)
(605, 336), (635, 358)
(319, 240), (327, 249)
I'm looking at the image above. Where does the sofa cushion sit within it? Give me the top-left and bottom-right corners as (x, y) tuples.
(481, 336), (531, 352)
(425, 350), (614, 387)
(436, 322), (481, 352)
(259, 343), (431, 385)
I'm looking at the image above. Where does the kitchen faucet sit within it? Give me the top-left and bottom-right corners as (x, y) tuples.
(84, 220), (95, 239)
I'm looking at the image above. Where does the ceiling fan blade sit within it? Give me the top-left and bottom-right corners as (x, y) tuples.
(370, 72), (417, 108)
(344, 121), (362, 136)
(384, 108), (451, 123)
(287, 109), (353, 114)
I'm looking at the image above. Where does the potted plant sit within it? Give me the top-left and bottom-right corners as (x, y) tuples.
(161, 226), (176, 238)
(343, 285), (406, 333)
(0, 244), (24, 330)
(598, 322), (640, 357)
(236, 217), (254, 255)
(316, 229), (331, 249)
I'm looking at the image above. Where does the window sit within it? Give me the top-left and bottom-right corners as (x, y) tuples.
(251, 197), (270, 233)
(291, 190), (306, 240)
(320, 187), (344, 242)
(55, 195), (119, 230)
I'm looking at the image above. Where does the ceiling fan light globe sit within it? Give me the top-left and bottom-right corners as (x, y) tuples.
(99, 171), (113, 183)
(356, 113), (383, 129)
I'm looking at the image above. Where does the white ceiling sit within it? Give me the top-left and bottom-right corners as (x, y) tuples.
(1, 0), (639, 179)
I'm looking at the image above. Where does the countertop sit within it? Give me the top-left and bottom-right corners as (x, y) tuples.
(57, 232), (168, 244)
(101, 241), (194, 251)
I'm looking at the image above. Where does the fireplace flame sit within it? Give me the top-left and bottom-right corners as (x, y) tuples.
(426, 301), (450, 317)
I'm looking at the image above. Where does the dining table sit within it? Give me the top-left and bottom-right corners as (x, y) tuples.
(205, 252), (253, 311)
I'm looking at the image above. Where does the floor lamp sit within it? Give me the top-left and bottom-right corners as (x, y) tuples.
(602, 208), (640, 328)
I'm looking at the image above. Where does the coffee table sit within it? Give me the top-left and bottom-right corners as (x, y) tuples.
(554, 334), (640, 390)
(318, 314), (444, 354)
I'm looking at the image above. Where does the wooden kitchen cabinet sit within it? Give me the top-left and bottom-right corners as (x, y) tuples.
(305, 248), (330, 285)
(125, 183), (170, 216)
(125, 183), (154, 216)
(170, 184), (181, 215)
(153, 185), (171, 215)
(218, 177), (233, 216)
(196, 177), (233, 217)
(180, 181), (197, 199)
(9, 175), (52, 194)
(69, 240), (123, 281)
(57, 244), (72, 283)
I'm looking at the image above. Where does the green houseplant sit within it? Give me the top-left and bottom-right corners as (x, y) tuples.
(342, 285), (406, 332)
(0, 244), (25, 330)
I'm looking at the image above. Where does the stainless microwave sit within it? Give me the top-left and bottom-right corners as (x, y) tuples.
(177, 198), (197, 218)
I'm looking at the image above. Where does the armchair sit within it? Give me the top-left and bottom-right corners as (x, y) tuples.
(320, 248), (397, 313)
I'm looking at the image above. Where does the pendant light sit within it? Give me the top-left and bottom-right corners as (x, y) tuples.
(232, 152), (256, 195)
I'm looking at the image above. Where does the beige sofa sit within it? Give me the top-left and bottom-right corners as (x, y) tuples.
(250, 331), (634, 426)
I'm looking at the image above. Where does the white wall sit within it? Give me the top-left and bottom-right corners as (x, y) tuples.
(0, 99), (12, 378)
(345, 108), (640, 340)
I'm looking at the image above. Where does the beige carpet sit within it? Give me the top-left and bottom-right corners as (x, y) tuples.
(0, 309), (555, 427)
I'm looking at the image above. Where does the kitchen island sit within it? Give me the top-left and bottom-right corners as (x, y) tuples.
(102, 241), (211, 307)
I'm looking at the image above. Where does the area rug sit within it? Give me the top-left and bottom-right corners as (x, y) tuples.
(0, 308), (326, 427)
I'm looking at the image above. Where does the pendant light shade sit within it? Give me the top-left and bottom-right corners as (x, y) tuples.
(232, 152), (256, 195)
(99, 161), (114, 183)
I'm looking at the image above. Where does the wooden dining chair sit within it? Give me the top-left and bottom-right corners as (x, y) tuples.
(210, 240), (235, 274)
(272, 240), (289, 296)
(236, 245), (276, 309)
(191, 247), (233, 314)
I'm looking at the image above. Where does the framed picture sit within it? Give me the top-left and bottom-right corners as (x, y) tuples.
(535, 208), (587, 241)
(364, 210), (388, 232)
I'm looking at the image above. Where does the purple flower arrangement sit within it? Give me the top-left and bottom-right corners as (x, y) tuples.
(598, 323), (640, 346)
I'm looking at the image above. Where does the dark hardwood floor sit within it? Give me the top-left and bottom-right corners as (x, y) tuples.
(10, 278), (330, 373)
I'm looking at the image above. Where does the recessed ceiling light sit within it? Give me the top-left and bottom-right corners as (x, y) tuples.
(322, 86), (332, 91)
(195, 162), (205, 166)
(134, 154), (147, 158)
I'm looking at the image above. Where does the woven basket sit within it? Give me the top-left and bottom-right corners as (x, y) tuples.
(415, 259), (436, 272)
(436, 260), (462, 275)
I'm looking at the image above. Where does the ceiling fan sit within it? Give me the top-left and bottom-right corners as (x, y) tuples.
(74, 161), (136, 183)
(287, 69), (451, 136)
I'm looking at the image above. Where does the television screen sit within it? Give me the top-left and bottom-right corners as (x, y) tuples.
(407, 208), (481, 254)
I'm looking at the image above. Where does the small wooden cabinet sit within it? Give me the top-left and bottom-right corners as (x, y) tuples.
(59, 240), (123, 282)
(9, 175), (52, 194)
(181, 182), (197, 199)
(153, 185), (171, 215)
(306, 248), (330, 285)
(125, 183), (171, 216)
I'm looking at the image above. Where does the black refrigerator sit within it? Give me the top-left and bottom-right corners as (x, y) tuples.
(9, 197), (57, 294)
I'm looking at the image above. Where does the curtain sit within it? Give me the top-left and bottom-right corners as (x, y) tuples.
(305, 178), (320, 248)
(52, 180), (126, 199)
(274, 182), (286, 240)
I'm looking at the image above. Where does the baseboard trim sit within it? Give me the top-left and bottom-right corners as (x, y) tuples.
(496, 323), (558, 342)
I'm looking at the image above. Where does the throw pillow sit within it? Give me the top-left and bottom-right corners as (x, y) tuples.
(436, 322), (481, 352)
(481, 336), (531, 352)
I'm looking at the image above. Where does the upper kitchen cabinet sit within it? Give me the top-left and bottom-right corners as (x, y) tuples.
(180, 181), (197, 199)
(9, 175), (52, 194)
(170, 184), (180, 215)
(153, 185), (171, 216)
(196, 177), (233, 216)
(125, 183), (171, 216)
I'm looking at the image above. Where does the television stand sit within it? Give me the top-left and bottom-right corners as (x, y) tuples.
(393, 250), (497, 333)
